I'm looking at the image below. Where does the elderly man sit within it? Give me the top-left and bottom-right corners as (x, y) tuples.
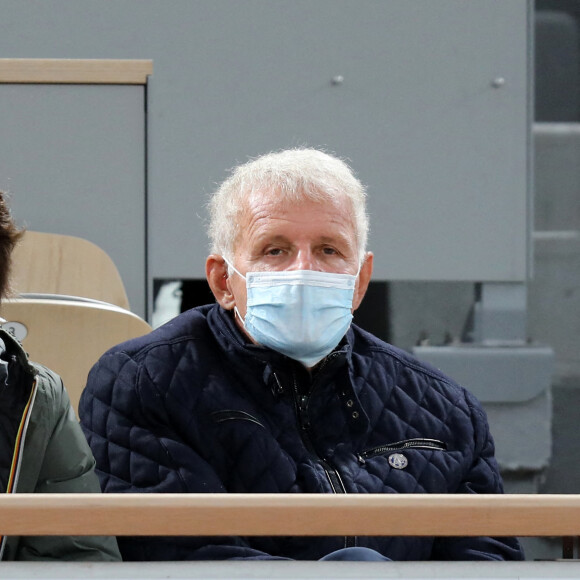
(80, 148), (523, 561)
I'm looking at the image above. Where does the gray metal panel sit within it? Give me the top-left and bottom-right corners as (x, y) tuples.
(144, 0), (532, 284)
(483, 393), (551, 471)
(4, 561), (580, 579)
(413, 344), (554, 403)
(529, 232), (580, 380)
(534, 123), (580, 230)
(0, 84), (146, 318)
(0, 0), (531, 315)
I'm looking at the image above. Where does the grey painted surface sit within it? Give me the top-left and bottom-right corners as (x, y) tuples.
(412, 345), (554, 404)
(0, 0), (531, 322)
(534, 124), (580, 230)
(483, 392), (552, 472)
(529, 234), (580, 381)
(530, 124), (580, 382)
(389, 281), (475, 351)
(0, 84), (146, 317)
(391, 124), (580, 386)
(4, 561), (580, 579)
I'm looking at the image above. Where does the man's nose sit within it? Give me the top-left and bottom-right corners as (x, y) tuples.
(291, 249), (315, 271)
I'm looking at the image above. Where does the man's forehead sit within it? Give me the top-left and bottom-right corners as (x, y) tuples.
(233, 189), (357, 250)
(242, 187), (347, 215)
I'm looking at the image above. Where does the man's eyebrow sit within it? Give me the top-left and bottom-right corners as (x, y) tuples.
(318, 234), (347, 243)
(257, 234), (352, 246)
(256, 234), (291, 244)
(318, 234), (355, 247)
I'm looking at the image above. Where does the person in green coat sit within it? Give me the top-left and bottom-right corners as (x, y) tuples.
(0, 192), (121, 561)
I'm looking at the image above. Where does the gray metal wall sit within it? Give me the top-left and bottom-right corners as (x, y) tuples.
(0, 84), (147, 316)
(0, 0), (531, 319)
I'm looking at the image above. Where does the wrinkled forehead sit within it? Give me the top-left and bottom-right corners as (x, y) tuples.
(239, 186), (352, 222)
(232, 187), (357, 250)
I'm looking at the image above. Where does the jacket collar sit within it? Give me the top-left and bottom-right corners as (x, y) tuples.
(206, 304), (358, 398)
(205, 304), (368, 432)
(208, 303), (353, 371)
(0, 328), (37, 377)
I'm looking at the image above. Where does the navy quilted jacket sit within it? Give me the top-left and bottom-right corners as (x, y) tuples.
(79, 304), (524, 561)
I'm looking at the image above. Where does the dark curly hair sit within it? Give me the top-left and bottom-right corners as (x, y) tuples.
(0, 192), (24, 300)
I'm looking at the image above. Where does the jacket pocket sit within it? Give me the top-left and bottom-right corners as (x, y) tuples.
(357, 438), (447, 464)
(211, 409), (265, 428)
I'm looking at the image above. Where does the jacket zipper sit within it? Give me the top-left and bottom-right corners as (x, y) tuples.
(211, 409), (265, 428)
(291, 373), (355, 549)
(0, 377), (38, 561)
(357, 438), (447, 464)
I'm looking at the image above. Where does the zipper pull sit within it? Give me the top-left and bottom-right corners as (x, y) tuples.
(269, 372), (285, 398)
(299, 395), (310, 430)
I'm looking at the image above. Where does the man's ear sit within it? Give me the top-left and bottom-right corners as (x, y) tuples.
(352, 252), (373, 311)
(206, 254), (235, 309)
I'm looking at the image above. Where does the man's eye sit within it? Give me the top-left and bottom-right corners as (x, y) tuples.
(322, 247), (337, 255)
(267, 248), (282, 256)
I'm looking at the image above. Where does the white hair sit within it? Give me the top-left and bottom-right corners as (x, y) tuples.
(207, 148), (369, 264)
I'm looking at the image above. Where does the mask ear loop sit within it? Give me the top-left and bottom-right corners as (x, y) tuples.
(222, 257), (246, 281)
(222, 257), (247, 324)
(224, 256), (361, 317)
(233, 306), (245, 324)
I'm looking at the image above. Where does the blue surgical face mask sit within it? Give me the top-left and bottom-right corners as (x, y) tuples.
(224, 260), (358, 367)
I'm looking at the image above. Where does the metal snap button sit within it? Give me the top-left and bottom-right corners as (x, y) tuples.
(388, 453), (408, 470)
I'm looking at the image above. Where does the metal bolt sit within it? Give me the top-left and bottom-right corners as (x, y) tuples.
(491, 77), (505, 88)
(331, 75), (344, 86)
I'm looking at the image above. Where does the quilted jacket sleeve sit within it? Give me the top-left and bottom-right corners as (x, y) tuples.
(79, 348), (289, 561)
(430, 390), (524, 561)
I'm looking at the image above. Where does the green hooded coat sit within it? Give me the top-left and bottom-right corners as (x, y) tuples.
(0, 328), (120, 561)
